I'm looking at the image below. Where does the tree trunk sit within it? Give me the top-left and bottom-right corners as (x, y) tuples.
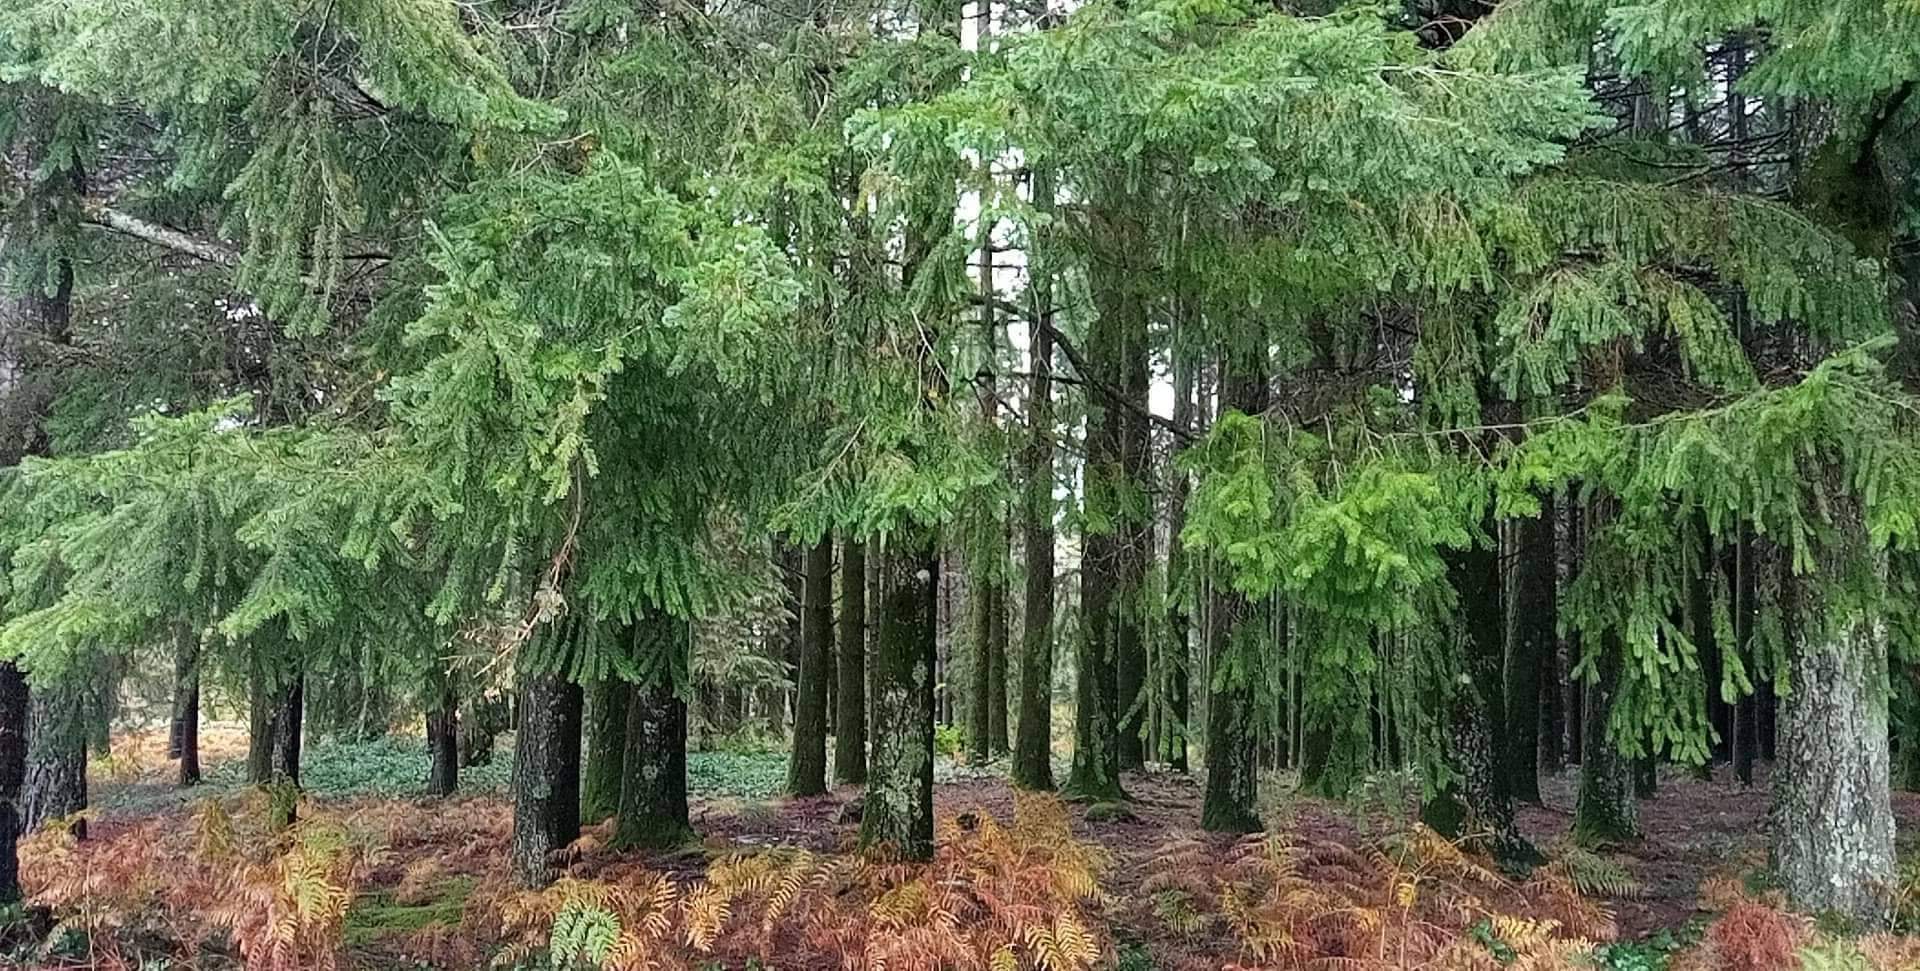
(1575, 643), (1638, 845)
(1067, 201), (1147, 801)
(615, 614), (693, 849)
(580, 675), (629, 822)
(1732, 525), (1759, 786)
(1164, 338), (1195, 774)
(987, 577), (1009, 756)
(1773, 494), (1895, 926)
(969, 575), (994, 764)
(835, 537), (868, 784)
(1423, 533), (1537, 866)
(1200, 347), (1268, 833)
(0, 663), (22, 903)
(510, 660), (583, 888)
(789, 537), (832, 796)
(22, 692), (87, 838)
(1505, 498), (1553, 804)
(1012, 170), (1058, 793)
(272, 674), (304, 787)
(461, 694), (505, 767)
(172, 626), (202, 787)
(779, 543), (803, 731)
(1115, 303), (1151, 775)
(246, 658), (274, 785)
(862, 530), (938, 861)
(426, 683), (459, 798)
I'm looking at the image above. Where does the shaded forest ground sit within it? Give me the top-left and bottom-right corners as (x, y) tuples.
(21, 726), (1920, 970)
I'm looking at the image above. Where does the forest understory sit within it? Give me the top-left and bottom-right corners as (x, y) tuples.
(13, 725), (1920, 971)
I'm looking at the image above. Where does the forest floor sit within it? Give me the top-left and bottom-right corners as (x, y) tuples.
(19, 726), (1920, 970)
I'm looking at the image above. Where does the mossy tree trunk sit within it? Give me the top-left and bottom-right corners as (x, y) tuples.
(580, 675), (629, 822)
(1012, 199), (1058, 792)
(1200, 346), (1267, 833)
(1423, 535), (1537, 867)
(615, 614), (694, 850)
(862, 530), (938, 861)
(789, 537), (832, 796)
(426, 681), (459, 798)
(835, 537), (868, 784)
(1575, 642), (1637, 845)
(1505, 498), (1554, 805)
(1067, 200), (1146, 802)
(968, 576), (994, 764)
(510, 655), (583, 888)
(1774, 492), (1895, 926)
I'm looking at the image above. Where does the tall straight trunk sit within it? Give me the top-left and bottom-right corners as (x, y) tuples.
(1691, 522), (1722, 779)
(1774, 492), (1895, 926)
(1114, 260), (1151, 774)
(22, 692), (87, 837)
(969, 576), (994, 763)
(461, 694), (505, 767)
(1559, 499), (1584, 767)
(426, 682), (459, 797)
(780, 544), (804, 731)
(581, 676), (629, 821)
(510, 652), (584, 888)
(862, 530), (938, 860)
(1423, 530), (1536, 865)
(1732, 525), (1758, 786)
(1013, 179), (1058, 791)
(836, 537), (868, 784)
(246, 657), (274, 784)
(0, 664), (22, 902)
(272, 674), (304, 786)
(1201, 346), (1268, 833)
(615, 614), (694, 849)
(988, 577), (1009, 755)
(789, 537), (832, 795)
(1575, 643), (1638, 844)
(1164, 341), (1195, 773)
(172, 625), (202, 787)
(1505, 497), (1553, 804)
(1068, 201), (1146, 801)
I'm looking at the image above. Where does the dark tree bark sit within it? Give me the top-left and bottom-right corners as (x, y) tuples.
(615, 615), (694, 849)
(776, 543), (804, 731)
(1731, 525), (1759, 786)
(510, 656), (584, 888)
(1575, 642), (1638, 844)
(1012, 189), (1058, 792)
(1163, 338), (1195, 774)
(172, 626), (201, 787)
(969, 576), (994, 764)
(987, 576), (1010, 756)
(1422, 530), (1537, 866)
(246, 658), (274, 785)
(580, 675), (629, 822)
(0, 664), (22, 903)
(1067, 202), (1147, 801)
(1114, 250), (1152, 775)
(426, 682), (459, 798)
(461, 694), (506, 767)
(836, 537), (868, 784)
(862, 531), (938, 860)
(789, 537), (832, 796)
(22, 692), (87, 838)
(1505, 498), (1554, 804)
(272, 674), (304, 787)
(1201, 346), (1268, 833)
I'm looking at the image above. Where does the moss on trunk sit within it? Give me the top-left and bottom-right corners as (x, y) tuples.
(861, 531), (938, 861)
